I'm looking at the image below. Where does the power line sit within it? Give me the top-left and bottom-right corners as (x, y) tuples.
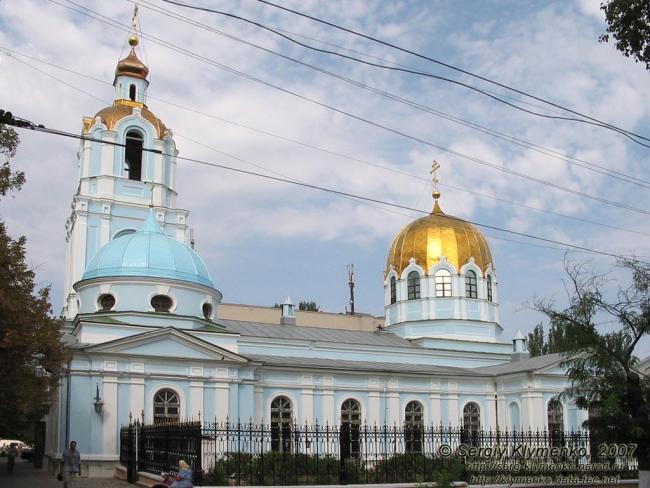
(39, 2), (650, 218)
(159, 0), (650, 148)
(3, 112), (646, 264)
(250, 0), (650, 146)
(5, 46), (650, 240)
(134, 0), (650, 189)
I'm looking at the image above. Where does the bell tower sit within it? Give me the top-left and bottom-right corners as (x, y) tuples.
(62, 8), (190, 318)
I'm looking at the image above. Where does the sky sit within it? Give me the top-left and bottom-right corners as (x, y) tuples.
(1, 0), (649, 357)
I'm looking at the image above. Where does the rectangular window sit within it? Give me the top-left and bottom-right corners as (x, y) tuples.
(435, 275), (452, 297)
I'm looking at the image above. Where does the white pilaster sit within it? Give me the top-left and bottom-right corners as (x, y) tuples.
(190, 380), (204, 419)
(320, 390), (335, 426)
(367, 391), (381, 426)
(214, 382), (229, 422)
(430, 381), (442, 425)
(129, 376), (144, 420)
(300, 388), (314, 425)
(253, 386), (263, 424)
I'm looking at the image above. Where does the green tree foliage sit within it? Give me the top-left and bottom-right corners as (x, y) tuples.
(600, 0), (650, 69)
(535, 260), (650, 472)
(527, 318), (580, 357)
(298, 300), (319, 312)
(0, 123), (67, 439)
(527, 323), (545, 357)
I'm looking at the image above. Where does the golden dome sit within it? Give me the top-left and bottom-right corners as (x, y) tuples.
(386, 196), (493, 276)
(115, 47), (149, 80)
(88, 100), (168, 139)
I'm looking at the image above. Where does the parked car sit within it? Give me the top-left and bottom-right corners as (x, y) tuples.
(20, 444), (34, 460)
(0, 440), (23, 456)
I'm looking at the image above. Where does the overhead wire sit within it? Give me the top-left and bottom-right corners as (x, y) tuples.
(135, 0), (650, 189)
(4, 114), (648, 264)
(4, 46), (650, 240)
(159, 0), (650, 148)
(249, 0), (650, 145)
(41, 1), (650, 218)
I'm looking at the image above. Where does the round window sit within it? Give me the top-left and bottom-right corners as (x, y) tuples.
(202, 302), (213, 320)
(98, 294), (116, 311)
(151, 294), (173, 312)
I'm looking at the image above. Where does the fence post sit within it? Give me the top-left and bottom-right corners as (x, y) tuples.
(339, 423), (349, 485)
(127, 422), (137, 483)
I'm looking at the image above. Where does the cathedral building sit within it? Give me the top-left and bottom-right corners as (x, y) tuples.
(45, 33), (584, 477)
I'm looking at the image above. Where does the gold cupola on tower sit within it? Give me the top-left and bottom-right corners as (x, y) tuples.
(386, 162), (493, 275)
(115, 34), (149, 81)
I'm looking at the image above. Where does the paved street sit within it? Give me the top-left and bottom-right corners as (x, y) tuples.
(0, 457), (131, 488)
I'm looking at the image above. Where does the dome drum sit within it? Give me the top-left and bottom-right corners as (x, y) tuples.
(384, 195), (500, 332)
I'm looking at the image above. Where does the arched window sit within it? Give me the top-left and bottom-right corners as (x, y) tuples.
(547, 398), (564, 447)
(125, 130), (143, 181)
(487, 275), (493, 302)
(270, 396), (293, 452)
(114, 229), (136, 240)
(462, 402), (481, 446)
(390, 276), (397, 304)
(509, 402), (520, 431)
(465, 270), (478, 299)
(153, 389), (180, 424)
(435, 269), (452, 297)
(151, 295), (173, 312)
(97, 293), (116, 311)
(407, 271), (421, 300)
(129, 84), (136, 101)
(340, 399), (361, 459)
(404, 401), (423, 453)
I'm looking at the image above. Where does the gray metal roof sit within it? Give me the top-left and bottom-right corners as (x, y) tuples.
(218, 319), (419, 349)
(473, 353), (563, 375)
(246, 354), (478, 376)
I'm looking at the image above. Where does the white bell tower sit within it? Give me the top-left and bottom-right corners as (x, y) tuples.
(62, 9), (190, 318)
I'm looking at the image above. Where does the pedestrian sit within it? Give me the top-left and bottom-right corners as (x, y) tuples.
(60, 441), (81, 488)
(171, 460), (193, 488)
(6, 443), (18, 474)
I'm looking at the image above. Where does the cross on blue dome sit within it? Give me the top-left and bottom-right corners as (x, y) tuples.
(81, 209), (213, 288)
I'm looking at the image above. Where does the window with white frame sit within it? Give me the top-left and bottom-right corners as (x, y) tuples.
(407, 271), (421, 300)
(435, 269), (452, 297)
(465, 270), (478, 299)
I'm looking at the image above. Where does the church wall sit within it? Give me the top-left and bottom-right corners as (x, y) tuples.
(68, 375), (94, 453)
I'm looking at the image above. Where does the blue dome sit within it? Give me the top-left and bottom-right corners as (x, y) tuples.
(82, 210), (213, 287)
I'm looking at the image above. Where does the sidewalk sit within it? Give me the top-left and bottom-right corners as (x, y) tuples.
(0, 457), (131, 488)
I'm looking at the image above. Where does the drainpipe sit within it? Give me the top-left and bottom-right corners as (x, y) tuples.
(494, 382), (499, 431)
(65, 360), (71, 450)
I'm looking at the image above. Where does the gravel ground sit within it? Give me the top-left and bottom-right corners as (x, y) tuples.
(0, 457), (132, 488)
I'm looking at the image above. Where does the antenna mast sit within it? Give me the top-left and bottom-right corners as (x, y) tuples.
(347, 264), (355, 315)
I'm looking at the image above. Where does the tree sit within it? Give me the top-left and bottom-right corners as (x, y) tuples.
(599, 0), (650, 70)
(527, 323), (546, 357)
(298, 300), (319, 312)
(527, 317), (579, 357)
(0, 123), (67, 440)
(534, 260), (650, 484)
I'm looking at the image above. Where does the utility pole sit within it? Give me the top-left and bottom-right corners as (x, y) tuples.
(347, 264), (355, 315)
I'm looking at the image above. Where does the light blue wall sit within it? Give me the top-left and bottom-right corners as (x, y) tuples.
(238, 384), (254, 421)
(68, 375), (93, 451)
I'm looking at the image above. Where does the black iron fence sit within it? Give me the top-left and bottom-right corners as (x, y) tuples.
(119, 420), (639, 485)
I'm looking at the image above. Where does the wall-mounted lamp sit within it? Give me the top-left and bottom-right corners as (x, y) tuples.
(93, 384), (104, 414)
